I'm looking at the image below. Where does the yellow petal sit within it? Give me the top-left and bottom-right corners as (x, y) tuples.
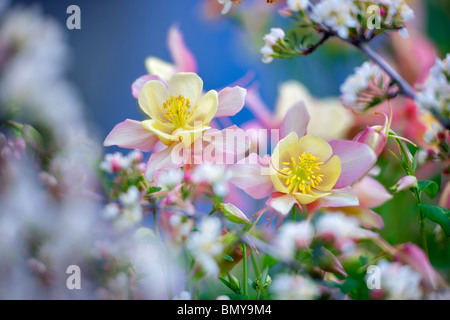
(145, 57), (176, 82)
(142, 119), (175, 146)
(314, 155), (341, 192)
(298, 135), (333, 162)
(168, 73), (203, 106)
(173, 126), (210, 147)
(271, 132), (299, 171)
(293, 190), (330, 205)
(138, 80), (169, 119)
(270, 165), (289, 194)
(189, 90), (218, 126)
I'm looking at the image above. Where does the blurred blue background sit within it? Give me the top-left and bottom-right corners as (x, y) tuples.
(12, 0), (366, 139)
(12, 0), (450, 138)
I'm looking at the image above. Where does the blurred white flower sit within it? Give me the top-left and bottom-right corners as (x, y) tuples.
(271, 274), (320, 300)
(158, 168), (184, 188)
(376, 260), (423, 300)
(287, 0), (310, 12)
(191, 163), (232, 197)
(173, 291), (192, 300)
(316, 212), (376, 251)
(275, 221), (314, 260)
(186, 217), (224, 277)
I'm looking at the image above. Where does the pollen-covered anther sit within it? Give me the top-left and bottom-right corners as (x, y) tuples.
(281, 152), (324, 194)
(158, 95), (198, 129)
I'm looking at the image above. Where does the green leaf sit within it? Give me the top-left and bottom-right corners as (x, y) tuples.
(262, 254), (278, 269)
(419, 204), (450, 237)
(147, 186), (161, 194)
(418, 180), (440, 199)
(223, 254), (234, 262)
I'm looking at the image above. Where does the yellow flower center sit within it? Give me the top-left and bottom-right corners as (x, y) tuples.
(158, 95), (198, 129)
(280, 152), (324, 194)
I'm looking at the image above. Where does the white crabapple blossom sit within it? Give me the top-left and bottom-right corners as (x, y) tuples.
(287, 0), (310, 12)
(186, 217), (224, 277)
(379, 0), (415, 26)
(310, 0), (359, 39)
(271, 274), (321, 300)
(417, 54), (450, 122)
(261, 28), (286, 64)
(375, 260), (423, 300)
(340, 61), (389, 112)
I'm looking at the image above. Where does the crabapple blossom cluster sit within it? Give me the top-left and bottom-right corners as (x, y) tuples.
(261, 28), (286, 64)
(417, 54), (450, 127)
(340, 61), (393, 112)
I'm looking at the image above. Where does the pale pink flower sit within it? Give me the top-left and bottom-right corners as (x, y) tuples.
(231, 104), (377, 215)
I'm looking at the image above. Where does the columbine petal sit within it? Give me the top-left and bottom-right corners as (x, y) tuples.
(189, 89), (218, 125)
(231, 153), (273, 199)
(279, 102), (310, 140)
(266, 192), (298, 216)
(215, 87), (247, 118)
(339, 206), (384, 230)
(168, 72), (203, 105)
(298, 135), (333, 162)
(173, 126), (210, 148)
(270, 132), (299, 194)
(145, 144), (180, 179)
(306, 187), (359, 212)
(138, 80), (169, 119)
(132, 75), (166, 99)
(145, 56), (176, 81)
(203, 125), (250, 162)
(352, 176), (392, 208)
(141, 119), (175, 146)
(329, 140), (377, 188)
(314, 155), (341, 192)
(104, 119), (159, 152)
(168, 26), (198, 73)
(293, 191), (329, 205)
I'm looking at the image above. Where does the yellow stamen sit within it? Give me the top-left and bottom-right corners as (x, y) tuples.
(158, 95), (198, 129)
(281, 152), (324, 194)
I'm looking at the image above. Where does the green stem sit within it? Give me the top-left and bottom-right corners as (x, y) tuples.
(391, 137), (429, 255)
(291, 206), (296, 222)
(242, 244), (248, 297)
(413, 188), (429, 257)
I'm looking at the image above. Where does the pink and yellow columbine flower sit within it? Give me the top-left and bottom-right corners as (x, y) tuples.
(231, 104), (377, 215)
(104, 72), (246, 178)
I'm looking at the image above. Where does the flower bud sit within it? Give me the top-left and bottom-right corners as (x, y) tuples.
(218, 203), (250, 225)
(354, 125), (387, 157)
(392, 175), (418, 192)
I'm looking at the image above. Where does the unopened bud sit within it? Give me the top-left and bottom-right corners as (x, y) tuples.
(392, 175), (418, 192)
(354, 125), (387, 157)
(218, 203), (250, 225)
